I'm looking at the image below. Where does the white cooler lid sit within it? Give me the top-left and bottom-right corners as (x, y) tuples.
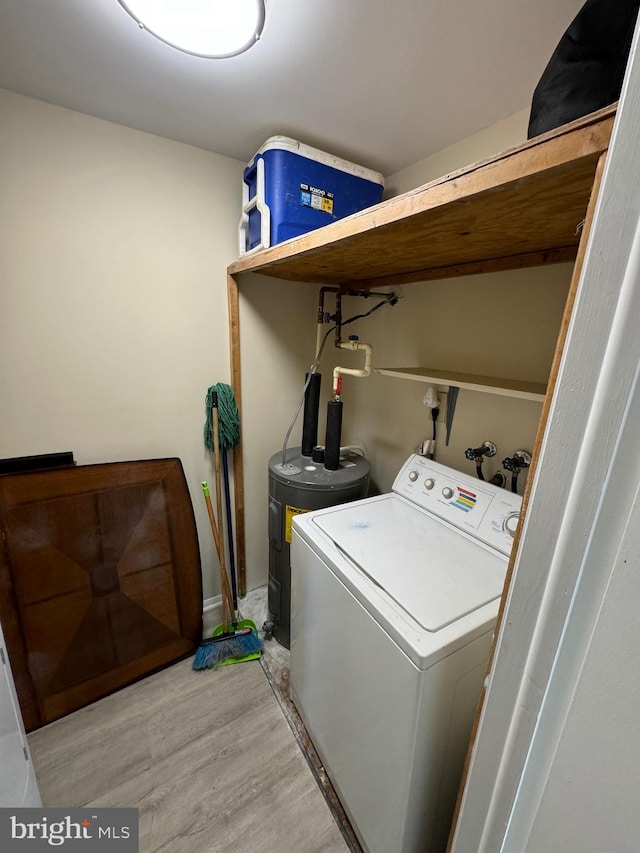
(312, 495), (507, 632)
(255, 135), (384, 185)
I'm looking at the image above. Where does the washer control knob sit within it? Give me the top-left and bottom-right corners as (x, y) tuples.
(442, 486), (454, 500)
(505, 513), (520, 537)
(408, 470), (419, 482)
(424, 478), (435, 490)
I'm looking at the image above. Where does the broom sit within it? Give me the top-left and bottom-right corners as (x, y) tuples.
(193, 392), (261, 670)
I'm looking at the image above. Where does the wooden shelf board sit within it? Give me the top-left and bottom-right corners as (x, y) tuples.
(228, 106), (615, 287)
(375, 367), (547, 401)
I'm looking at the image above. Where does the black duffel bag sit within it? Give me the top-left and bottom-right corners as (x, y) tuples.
(528, 0), (640, 138)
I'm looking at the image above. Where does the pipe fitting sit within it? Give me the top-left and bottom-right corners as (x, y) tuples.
(332, 340), (373, 392)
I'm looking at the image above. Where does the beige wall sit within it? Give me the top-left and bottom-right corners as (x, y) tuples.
(336, 109), (572, 495)
(338, 267), (571, 494)
(385, 108), (529, 197)
(0, 89), (243, 600)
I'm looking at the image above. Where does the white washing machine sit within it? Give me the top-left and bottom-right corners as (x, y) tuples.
(290, 454), (522, 853)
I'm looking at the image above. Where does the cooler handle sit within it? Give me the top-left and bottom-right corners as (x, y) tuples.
(238, 156), (271, 254)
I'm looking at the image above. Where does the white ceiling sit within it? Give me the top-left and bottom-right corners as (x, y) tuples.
(0, 0), (584, 175)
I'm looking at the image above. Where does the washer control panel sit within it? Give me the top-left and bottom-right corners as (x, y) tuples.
(393, 454), (523, 556)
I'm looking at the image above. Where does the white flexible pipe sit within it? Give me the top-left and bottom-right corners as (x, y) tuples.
(333, 340), (373, 392)
(340, 444), (366, 456)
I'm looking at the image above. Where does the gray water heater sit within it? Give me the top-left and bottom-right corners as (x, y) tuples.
(268, 448), (370, 648)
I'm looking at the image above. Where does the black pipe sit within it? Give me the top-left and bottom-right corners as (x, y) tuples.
(324, 400), (343, 471)
(334, 290), (343, 344)
(318, 286), (340, 320)
(301, 372), (322, 456)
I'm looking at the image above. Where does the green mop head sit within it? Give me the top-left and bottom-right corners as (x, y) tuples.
(204, 383), (240, 452)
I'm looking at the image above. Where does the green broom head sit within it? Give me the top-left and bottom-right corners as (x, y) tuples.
(204, 383), (240, 452)
(192, 619), (262, 671)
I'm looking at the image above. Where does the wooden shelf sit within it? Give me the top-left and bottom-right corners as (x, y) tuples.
(226, 106), (614, 596)
(375, 367), (546, 401)
(228, 105), (614, 289)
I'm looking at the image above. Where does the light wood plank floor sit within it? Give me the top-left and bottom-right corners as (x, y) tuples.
(28, 657), (350, 853)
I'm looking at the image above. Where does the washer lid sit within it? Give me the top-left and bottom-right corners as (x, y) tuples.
(312, 495), (507, 632)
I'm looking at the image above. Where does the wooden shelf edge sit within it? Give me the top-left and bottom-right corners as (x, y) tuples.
(375, 367), (547, 402)
(337, 246), (578, 290)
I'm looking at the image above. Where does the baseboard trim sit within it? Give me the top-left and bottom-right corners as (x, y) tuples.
(202, 595), (223, 633)
(203, 595), (222, 613)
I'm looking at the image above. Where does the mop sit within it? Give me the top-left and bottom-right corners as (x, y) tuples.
(203, 384), (240, 604)
(193, 389), (261, 670)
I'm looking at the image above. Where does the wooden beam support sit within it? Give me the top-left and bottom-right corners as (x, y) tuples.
(227, 273), (246, 597)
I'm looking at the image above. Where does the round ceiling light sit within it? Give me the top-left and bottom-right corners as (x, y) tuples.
(117, 0), (265, 58)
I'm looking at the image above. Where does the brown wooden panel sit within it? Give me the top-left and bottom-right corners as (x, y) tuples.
(0, 459), (202, 730)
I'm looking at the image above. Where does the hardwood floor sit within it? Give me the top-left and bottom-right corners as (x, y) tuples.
(27, 657), (350, 853)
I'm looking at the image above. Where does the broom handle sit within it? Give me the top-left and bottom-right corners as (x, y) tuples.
(202, 484), (234, 628)
(212, 395), (235, 625)
(203, 483), (222, 556)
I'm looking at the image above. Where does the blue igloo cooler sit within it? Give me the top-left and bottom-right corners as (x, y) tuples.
(239, 136), (384, 254)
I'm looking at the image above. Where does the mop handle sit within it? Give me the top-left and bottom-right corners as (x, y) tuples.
(221, 450), (238, 609)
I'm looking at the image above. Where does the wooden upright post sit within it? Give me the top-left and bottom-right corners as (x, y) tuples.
(227, 273), (246, 597)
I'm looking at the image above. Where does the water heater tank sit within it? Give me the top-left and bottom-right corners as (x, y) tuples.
(268, 448), (370, 647)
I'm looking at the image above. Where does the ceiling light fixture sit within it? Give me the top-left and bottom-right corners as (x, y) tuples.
(117, 0), (265, 58)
